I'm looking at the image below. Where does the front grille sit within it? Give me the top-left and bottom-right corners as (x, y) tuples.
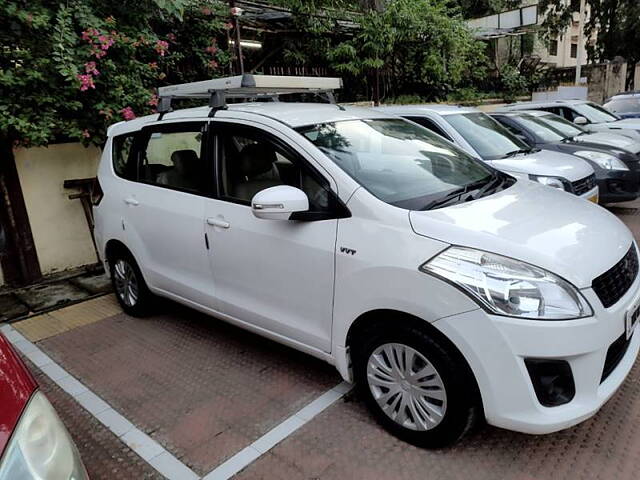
(571, 174), (597, 195)
(592, 246), (638, 308)
(601, 332), (632, 382)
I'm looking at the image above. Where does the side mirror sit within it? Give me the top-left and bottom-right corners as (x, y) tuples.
(251, 185), (309, 220)
(573, 116), (588, 125)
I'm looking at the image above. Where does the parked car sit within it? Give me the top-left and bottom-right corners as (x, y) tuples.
(375, 104), (598, 202)
(0, 332), (88, 479)
(490, 110), (640, 204)
(95, 75), (640, 448)
(494, 108), (640, 154)
(604, 92), (640, 119)
(500, 99), (640, 140)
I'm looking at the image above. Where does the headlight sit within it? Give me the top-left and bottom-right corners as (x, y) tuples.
(528, 174), (570, 191)
(573, 150), (629, 170)
(421, 247), (592, 320)
(0, 391), (88, 480)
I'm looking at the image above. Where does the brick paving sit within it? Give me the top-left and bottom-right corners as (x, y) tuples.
(25, 357), (162, 480)
(37, 302), (339, 476)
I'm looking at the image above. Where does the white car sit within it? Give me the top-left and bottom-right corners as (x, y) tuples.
(94, 76), (640, 448)
(500, 99), (640, 140)
(375, 105), (599, 202)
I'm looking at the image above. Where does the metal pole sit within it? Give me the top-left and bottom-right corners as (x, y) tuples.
(229, 0), (244, 75)
(575, 0), (586, 85)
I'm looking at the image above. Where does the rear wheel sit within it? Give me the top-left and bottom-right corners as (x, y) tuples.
(109, 250), (153, 316)
(352, 323), (479, 448)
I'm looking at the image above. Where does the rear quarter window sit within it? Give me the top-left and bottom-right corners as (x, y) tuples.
(112, 133), (137, 180)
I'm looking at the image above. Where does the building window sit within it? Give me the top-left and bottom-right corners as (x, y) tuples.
(549, 39), (558, 57)
(570, 43), (578, 58)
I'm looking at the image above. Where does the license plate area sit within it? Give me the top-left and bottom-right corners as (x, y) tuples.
(625, 301), (640, 340)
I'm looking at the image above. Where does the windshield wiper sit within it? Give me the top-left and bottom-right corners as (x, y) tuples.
(503, 148), (531, 157)
(421, 177), (492, 211)
(470, 172), (504, 201)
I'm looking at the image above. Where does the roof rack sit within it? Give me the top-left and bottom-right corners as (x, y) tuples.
(157, 74), (343, 117)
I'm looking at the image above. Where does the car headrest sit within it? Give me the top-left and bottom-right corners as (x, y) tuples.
(238, 143), (277, 178)
(170, 150), (199, 174)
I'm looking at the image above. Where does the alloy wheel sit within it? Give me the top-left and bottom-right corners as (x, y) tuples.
(113, 259), (139, 308)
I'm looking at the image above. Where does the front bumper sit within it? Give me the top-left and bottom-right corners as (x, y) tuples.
(596, 170), (640, 204)
(578, 186), (600, 203)
(434, 274), (640, 435)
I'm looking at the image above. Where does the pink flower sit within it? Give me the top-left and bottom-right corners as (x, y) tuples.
(148, 62), (158, 70)
(148, 94), (158, 107)
(77, 74), (95, 91)
(208, 59), (219, 69)
(155, 40), (169, 56)
(201, 6), (212, 15)
(120, 107), (136, 121)
(206, 45), (218, 55)
(167, 33), (176, 42)
(82, 129), (90, 138)
(85, 61), (99, 76)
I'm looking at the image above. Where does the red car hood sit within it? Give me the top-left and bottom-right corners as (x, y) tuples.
(0, 332), (37, 457)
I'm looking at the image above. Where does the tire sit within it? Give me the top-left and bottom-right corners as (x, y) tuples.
(108, 249), (154, 317)
(352, 323), (479, 448)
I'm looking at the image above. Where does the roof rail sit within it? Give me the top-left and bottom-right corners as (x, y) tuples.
(157, 74), (343, 117)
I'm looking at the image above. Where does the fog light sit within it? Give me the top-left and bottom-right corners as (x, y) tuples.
(607, 179), (624, 193)
(524, 359), (575, 407)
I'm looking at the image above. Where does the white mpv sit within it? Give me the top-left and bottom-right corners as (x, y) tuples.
(94, 76), (640, 447)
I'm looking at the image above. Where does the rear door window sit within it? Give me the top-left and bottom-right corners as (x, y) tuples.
(138, 123), (210, 195)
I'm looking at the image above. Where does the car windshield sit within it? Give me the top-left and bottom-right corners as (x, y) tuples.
(443, 112), (531, 160)
(604, 98), (640, 114)
(573, 102), (619, 123)
(534, 113), (586, 138)
(297, 118), (497, 210)
(512, 114), (569, 142)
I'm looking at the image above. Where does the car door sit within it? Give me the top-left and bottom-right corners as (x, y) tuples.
(121, 121), (216, 306)
(204, 121), (342, 352)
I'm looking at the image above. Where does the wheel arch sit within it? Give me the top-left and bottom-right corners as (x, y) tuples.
(104, 239), (133, 264)
(344, 309), (484, 412)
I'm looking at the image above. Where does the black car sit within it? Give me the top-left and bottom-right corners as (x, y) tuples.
(490, 111), (640, 204)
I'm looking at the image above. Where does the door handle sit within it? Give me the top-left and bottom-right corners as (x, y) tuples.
(206, 218), (230, 229)
(124, 198), (139, 206)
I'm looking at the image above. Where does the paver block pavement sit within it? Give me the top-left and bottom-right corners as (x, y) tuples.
(24, 358), (162, 480)
(38, 303), (340, 475)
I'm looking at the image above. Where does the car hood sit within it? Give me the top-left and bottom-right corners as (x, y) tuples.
(487, 150), (593, 181)
(574, 132), (640, 153)
(409, 180), (633, 289)
(591, 121), (640, 139)
(0, 333), (37, 457)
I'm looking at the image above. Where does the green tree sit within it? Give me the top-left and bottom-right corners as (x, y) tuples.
(0, 0), (228, 148)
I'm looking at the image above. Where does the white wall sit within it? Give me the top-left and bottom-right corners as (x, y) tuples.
(535, 7), (592, 69)
(14, 143), (101, 276)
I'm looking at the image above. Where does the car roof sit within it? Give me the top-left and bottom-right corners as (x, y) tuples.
(492, 109), (551, 117)
(610, 91), (640, 98)
(107, 102), (393, 137)
(374, 104), (479, 116)
(503, 99), (589, 109)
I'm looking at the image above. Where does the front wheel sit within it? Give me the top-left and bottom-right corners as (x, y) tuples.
(109, 251), (153, 317)
(353, 324), (479, 448)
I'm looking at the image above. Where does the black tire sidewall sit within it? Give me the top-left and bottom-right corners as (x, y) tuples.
(353, 325), (477, 448)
